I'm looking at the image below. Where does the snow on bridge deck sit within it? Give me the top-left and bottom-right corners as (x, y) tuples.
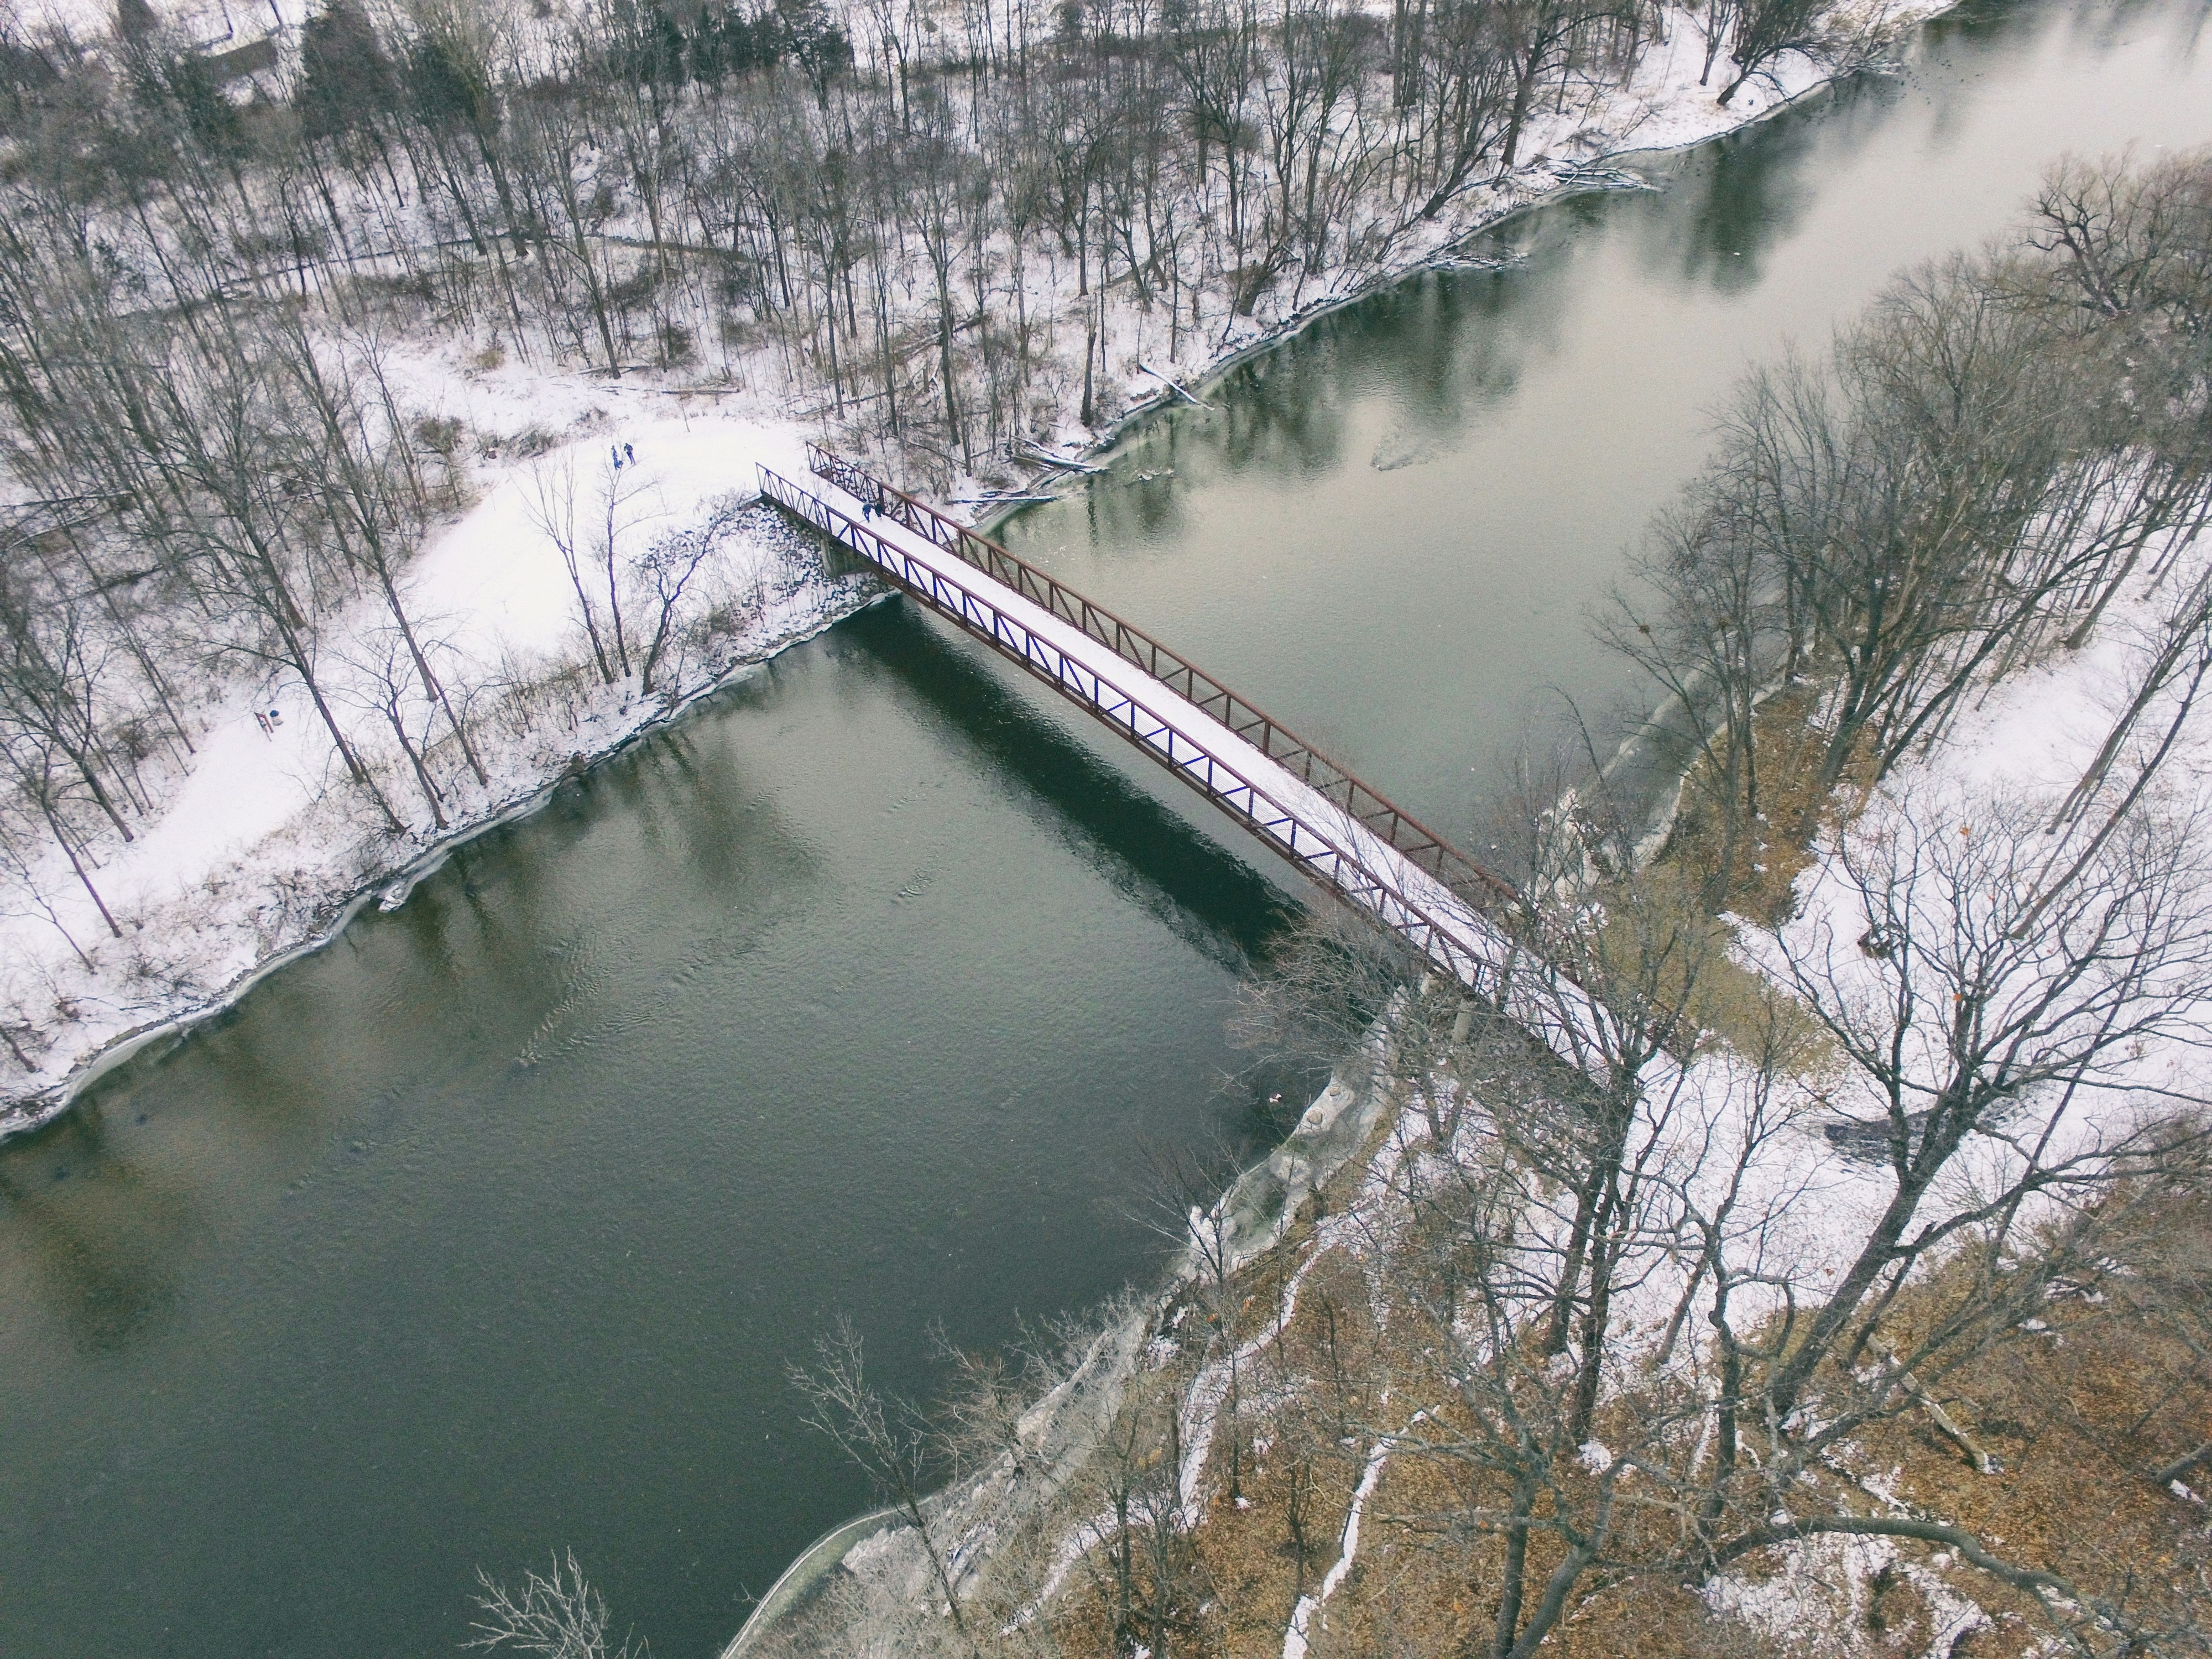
(760, 448), (1606, 1073)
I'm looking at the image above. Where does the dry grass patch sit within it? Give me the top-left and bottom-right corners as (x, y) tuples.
(1650, 681), (1856, 929)
(1829, 1187), (2212, 1653)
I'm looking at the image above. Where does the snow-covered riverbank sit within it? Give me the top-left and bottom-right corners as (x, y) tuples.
(0, 418), (885, 1135)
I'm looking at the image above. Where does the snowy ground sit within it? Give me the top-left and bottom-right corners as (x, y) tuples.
(0, 413), (884, 1131)
(1728, 563), (2212, 1310)
(1255, 540), (2212, 1656)
(0, 1), (1953, 1134)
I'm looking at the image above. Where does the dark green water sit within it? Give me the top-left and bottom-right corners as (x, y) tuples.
(7, 3), (2212, 1654)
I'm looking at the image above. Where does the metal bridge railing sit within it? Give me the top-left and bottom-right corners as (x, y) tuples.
(760, 462), (1523, 1001)
(802, 442), (1520, 916)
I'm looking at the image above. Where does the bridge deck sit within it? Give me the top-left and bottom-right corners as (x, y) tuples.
(760, 450), (1603, 1067)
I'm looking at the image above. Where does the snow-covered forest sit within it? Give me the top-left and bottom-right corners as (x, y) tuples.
(0, 0), (1912, 1114)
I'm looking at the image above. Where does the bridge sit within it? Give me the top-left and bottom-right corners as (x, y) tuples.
(760, 446), (1602, 1062)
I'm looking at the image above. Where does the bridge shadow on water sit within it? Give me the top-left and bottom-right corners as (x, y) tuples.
(0, 592), (1304, 1357)
(833, 596), (1302, 979)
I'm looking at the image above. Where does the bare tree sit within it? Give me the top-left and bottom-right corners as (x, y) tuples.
(1762, 780), (2212, 1416)
(0, 809), (96, 968)
(269, 318), (492, 787)
(337, 625), (451, 828)
(791, 1315), (974, 1642)
(632, 494), (743, 697)
(467, 1550), (649, 1659)
(1058, 1331), (1218, 1659)
(1716, 0), (1833, 107)
(526, 453), (655, 686)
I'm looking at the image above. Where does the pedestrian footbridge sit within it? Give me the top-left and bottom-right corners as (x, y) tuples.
(761, 446), (1600, 1058)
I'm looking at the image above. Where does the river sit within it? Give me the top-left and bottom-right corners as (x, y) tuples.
(6, 3), (2210, 1654)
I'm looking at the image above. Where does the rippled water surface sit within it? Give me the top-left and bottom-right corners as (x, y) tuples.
(6, 3), (2212, 1654)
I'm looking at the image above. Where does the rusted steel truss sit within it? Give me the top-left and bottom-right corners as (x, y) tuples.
(801, 443), (1519, 913)
(760, 451), (1532, 998)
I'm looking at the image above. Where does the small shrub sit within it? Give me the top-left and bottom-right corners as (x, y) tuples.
(609, 264), (663, 310)
(415, 416), (464, 458)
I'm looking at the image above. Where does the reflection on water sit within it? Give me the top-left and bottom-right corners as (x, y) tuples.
(857, 604), (1292, 965)
(1000, 0), (2212, 851)
(1660, 100), (1833, 289)
(7, 1), (2212, 1655)
(0, 1110), (202, 1354)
